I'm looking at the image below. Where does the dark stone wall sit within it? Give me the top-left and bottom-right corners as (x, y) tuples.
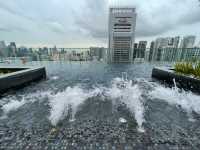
(0, 67), (46, 94)
(152, 67), (200, 94)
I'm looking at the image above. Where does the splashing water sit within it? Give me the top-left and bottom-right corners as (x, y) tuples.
(48, 86), (104, 126)
(51, 76), (59, 80)
(149, 82), (200, 119)
(2, 98), (26, 115)
(122, 72), (128, 81)
(106, 77), (145, 132)
(49, 86), (88, 125)
(173, 78), (177, 89)
(119, 117), (127, 123)
(47, 77), (145, 132)
(0, 90), (51, 116)
(0, 74), (146, 132)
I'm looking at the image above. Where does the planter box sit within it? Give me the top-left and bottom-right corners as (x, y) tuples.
(152, 67), (200, 94)
(0, 67), (46, 94)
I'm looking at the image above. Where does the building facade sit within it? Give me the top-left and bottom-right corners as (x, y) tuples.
(8, 42), (17, 57)
(180, 36), (196, 49)
(137, 41), (147, 58)
(108, 7), (137, 63)
(90, 47), (106, 61)
(0, 41), (8, 57)
(148, 41), (155, 61)
(152, 36), (180, 61)
(179, 36), (196, 60)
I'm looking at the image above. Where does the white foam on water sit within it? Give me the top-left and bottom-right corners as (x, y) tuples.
(1, 76), (146, 132)
(106, 77), (145, 132)
(51, 76), (59, 80)
(119, 117), (127, 123)
(2, 98), (26, 115)
(149, 83), (200, 119)
(48, 86), (103, 126)
(26, 90), (52, 103)
(0, 90), (52, 116)
(47, 78), (145, 131)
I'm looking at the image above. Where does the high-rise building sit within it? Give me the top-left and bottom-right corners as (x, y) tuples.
(152, 37), (180, 61)
(90, 47), (106, 61)
(133, 41), (147, 59)
(133, 43), (138, 59)
(180, 36), (196, 49)
(144, 50), (150, 61)
(137, 41), (147, 58)
(8, 42), (17, 57)
(17, 46), (29, 57)
(173, 36), (180, 48)
(159, 36), (180, 61)
(0, 41), (8, 57)
(108, 7), (137, 63)
(148, 41), (155, 61)
(198, 41), (200, 48)
(43, 47), (49, 55)
(152, 38), (168, 61)
(179, 36), (196, 60)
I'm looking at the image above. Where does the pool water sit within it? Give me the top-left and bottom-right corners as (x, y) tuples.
(0, 61), (200, 149)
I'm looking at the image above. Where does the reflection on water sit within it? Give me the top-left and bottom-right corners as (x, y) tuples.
(0, 61), (200, 149)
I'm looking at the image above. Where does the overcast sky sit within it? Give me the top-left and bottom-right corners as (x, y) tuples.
(0, 0), (200, 47)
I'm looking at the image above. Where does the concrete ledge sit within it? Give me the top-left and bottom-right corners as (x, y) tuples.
(0, 67), (46, 94)
(152, 67), (200, 94)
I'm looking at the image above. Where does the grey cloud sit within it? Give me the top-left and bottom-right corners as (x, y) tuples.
(0, 1), (34, 21)
(0, 25), (27, 33)
(0, 27), (11, 32)
(178, 10), (200, 25)
(12, 26), (28, 32)
(75, 0), (200, 39)
(75, 20), (107, 39)
(45, 22), (66, 34)
(74, 0), (108, 39)
(0, 0), (199, 46)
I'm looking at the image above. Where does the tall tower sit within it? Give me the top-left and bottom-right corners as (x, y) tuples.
(180, 36), (196, 49)
(108, 7), (137, 63)
(0, 41), (8, 57)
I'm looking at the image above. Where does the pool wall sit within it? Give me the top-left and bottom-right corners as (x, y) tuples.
(152, 67), (200, 94)
(0, 67), (46, 94)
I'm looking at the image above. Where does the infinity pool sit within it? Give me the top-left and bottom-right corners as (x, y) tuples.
(0, 62), (200, 149)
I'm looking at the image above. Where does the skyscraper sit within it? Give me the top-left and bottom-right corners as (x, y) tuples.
(133, 43), (138, 59)
(152, 37), (180, 61)
(108, 7), (137, 63)
(180, 36), (196, 49)
(173, 36), (180, 49)
(8, 42), (17, 57)
(0, 41), (8, 57)
(148, 41), (155, 61)
(152, 38), (168, 61)
(137, 41), (147, 58)
(179, 36), (196, 61)
(90, 47), (106, 61)
(198, 41), (200, 48)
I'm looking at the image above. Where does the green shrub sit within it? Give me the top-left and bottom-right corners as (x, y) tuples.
(193, 62), (200, 78)
(174, 62), (193, 75)
(174, 61), (200, 79)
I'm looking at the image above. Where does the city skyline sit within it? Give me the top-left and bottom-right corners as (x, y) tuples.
(0, 0), (200, 47)
(0, 34), (199, 49)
